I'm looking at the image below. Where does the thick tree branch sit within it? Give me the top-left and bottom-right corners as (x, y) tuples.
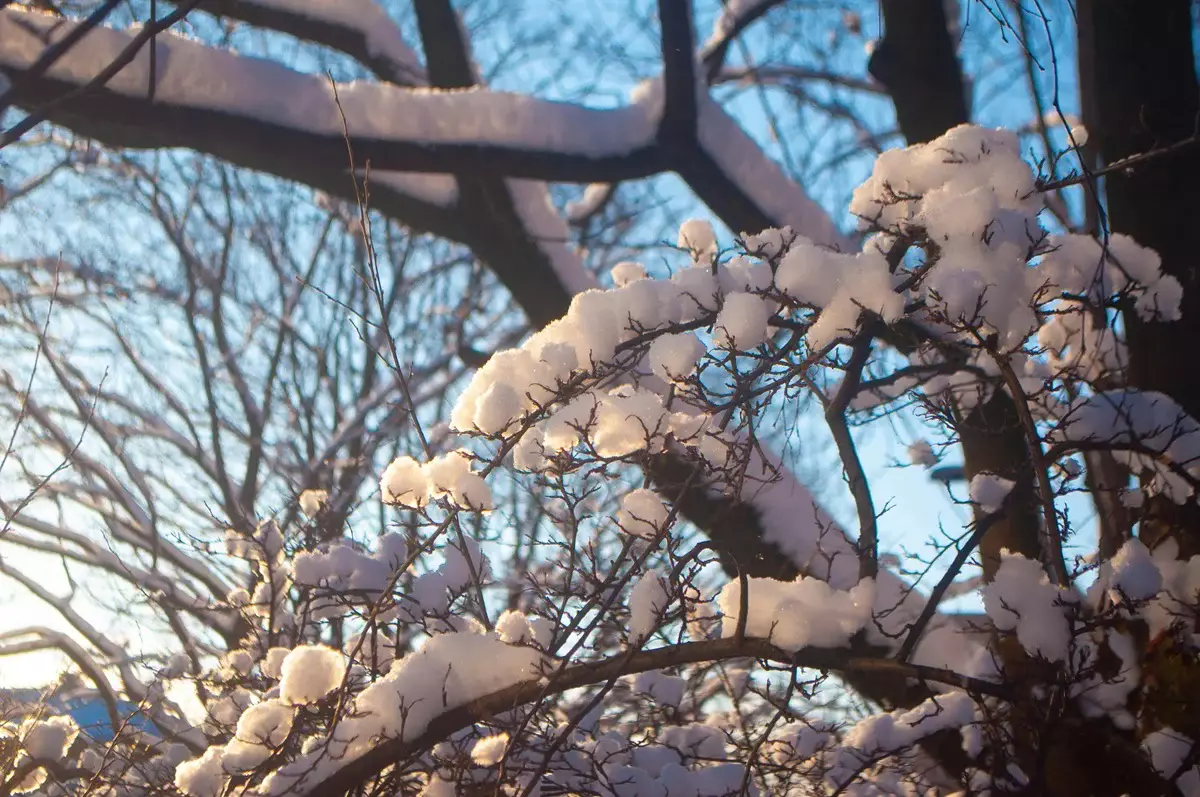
(310, 636), (1009, 795)
(658, 0), (698, 147)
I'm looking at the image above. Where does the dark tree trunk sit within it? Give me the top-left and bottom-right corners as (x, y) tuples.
(1079, 0), (1200, 557)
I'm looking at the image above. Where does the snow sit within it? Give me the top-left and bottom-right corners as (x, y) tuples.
(1142, 728), (1200, 795)
(678, 219), (718, 258)
(775, 243), (901, 351)
(222, 648), (255, 676)
(0, 14), (1190, 780)
(380, 456), (429, 507)
(1037, 301), (1127, 384)
(611, 261), (649, 288)
(208, 689), (253, 727)
(474, 382), (523, 435)
(419, 775), (457, 796)
(175, 748), (228, 797)
(827, 692), (977, 791)
(377, 531), (408, 569)
(727, 446), (980, 674)
(982, 551), (1077, 663)
(371, 172), (458, 206)
(850, 125), (1046, 347)
(714, 291), (772, 349)
(671, 265), (721, 322)
(225, 520), (284, 561)
(1108, 538), (1162, 602)
(717, 574), (873, 651)
(495, 609), (534, 645)
(20, 714), (78, 760)
(647, 332), (705, 381)
(633, 671), (686, 708)
(298, 488), (327, 517)
(506, 179), (600, 297)
(741, 226), (794, 258)
(591, 387), (670, 458)
(235, 699), (293, 747)
(629, 571), (670, 641)
(696, 93), (849, 250)
(224, 699), (294, 771)
(470, 732), (509, 765)
(278, 645), (345, 705)
(1137, 543), (1200, 646)
(1037, 233), (1182, 323)
(770, 719), (835, 764)
(567, 182), (614, 222)
(294, 537), (410, 598)
(379, 450), (493, 510)
(660, 724), (727, 761)
(1053, 390), (1200, 503)
(262, 631), (543, 794)
(441, 536), (490, 591)
(616, 488), (671, 539)
(1071, 629), (1139, 729)
(255, 646), (753, 797)
(719, 255), (773, 294)
(968, 473), (1015, 513)
(0, 10), (659, 162)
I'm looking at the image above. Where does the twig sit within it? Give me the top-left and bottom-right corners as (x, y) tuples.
(1038, 132), (1200, 193)
(896, 506), (1007, 662)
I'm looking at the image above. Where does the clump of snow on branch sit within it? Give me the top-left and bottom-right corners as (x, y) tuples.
(969, 472), (1015, 513)
(470, 732), (510, 766)
(1107, 538), (1163, 603)
(983, 552), (1078, 662)
(1054, 389), (1200, 503)
(616, 489), (671, 539)
(278, 645), (345, 705)
(629, 570), (671, 641)
(380, 450), (493, 510)
(1143, 728), (1200, 794)
(717, 576), (874, 651)
(259, 630), (544, 794)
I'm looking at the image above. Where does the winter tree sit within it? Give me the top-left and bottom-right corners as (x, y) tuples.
(0, 0), (1198, 795)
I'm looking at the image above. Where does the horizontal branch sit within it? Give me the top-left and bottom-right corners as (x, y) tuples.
(311, 635), (1008, 794)
(0, 8), (659, 180)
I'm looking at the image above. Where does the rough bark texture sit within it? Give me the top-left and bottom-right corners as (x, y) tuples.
(1074, 6), (1200, 794)
(1079, 0), (1200, 557)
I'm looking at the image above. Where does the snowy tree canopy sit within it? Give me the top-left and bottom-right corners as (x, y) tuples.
(2, 1), (1200, 796)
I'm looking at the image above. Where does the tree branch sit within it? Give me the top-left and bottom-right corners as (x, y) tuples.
(310, 636), (1009, 794)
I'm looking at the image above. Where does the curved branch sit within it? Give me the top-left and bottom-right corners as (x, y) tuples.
(310, 636), (1008, 794)
(0, 626), (122, 732)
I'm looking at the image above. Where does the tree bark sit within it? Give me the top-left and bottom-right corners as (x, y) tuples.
(1078, 0), (1200, 556)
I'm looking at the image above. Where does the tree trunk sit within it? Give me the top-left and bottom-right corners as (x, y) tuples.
(1079, 0), (1200, 557)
